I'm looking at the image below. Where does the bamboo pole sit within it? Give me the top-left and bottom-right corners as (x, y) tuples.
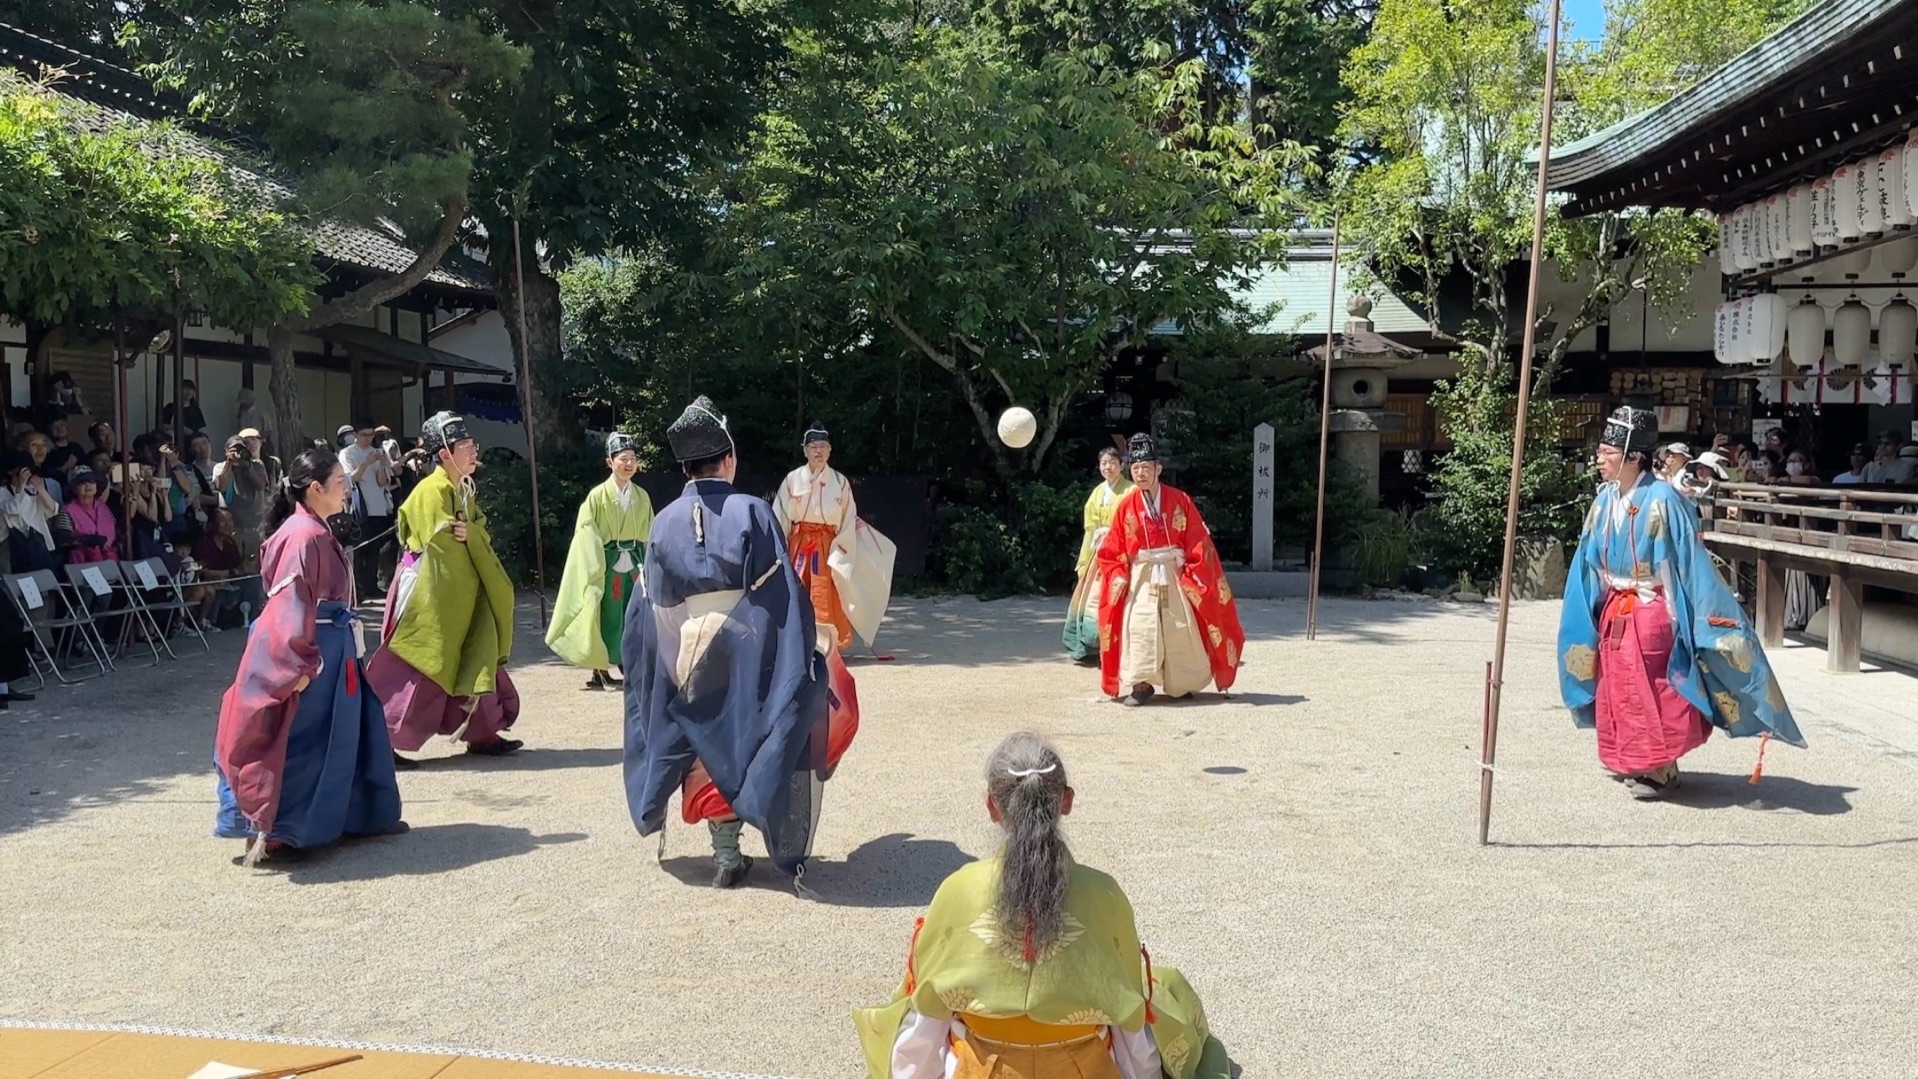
(172, 312), (186, 452)
(511, 217), (551, 624)
(115, 319), (132, 549)
(1479, 0), (1565, 845)
(1306, 216), (1342, 641)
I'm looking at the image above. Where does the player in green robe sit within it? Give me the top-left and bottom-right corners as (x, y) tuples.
(855, 733), (1229, 1079)
(546, 432), (655, 690)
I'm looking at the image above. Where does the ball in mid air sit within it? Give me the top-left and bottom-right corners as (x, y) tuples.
(997, 407), (1038, 449)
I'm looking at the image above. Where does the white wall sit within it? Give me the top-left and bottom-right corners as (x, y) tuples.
(1545, 256), (1720, 356)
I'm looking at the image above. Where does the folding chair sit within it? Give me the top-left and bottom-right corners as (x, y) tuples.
(64, 561), (144, 667)
(119, 558), (209, 659)
(4, 570), (111, 687)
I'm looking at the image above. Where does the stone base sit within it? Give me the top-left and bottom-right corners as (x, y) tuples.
(1803, 602), (1918, 672)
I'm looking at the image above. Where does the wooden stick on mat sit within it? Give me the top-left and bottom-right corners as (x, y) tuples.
(230, 1054), (363, 1079)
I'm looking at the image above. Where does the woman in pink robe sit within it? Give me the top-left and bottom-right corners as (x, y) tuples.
(213, 449), (404, 866)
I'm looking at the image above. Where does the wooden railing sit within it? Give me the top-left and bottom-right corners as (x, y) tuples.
(1699, 482), (1918, 673)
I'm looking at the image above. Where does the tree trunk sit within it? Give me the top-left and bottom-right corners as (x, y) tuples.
(493, 247), (575, 451)
(268, 325), (302, 457)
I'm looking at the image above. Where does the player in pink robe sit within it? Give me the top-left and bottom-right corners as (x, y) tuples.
(213, 449), (403, 865)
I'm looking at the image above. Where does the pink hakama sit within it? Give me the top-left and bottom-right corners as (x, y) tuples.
(1595, 590), (1711, 775)
(366, 550), (520, 751)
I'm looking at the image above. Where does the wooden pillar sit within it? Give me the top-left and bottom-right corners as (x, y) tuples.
(348, 349), (365, 424)
(1756, 554), (1786, 648)
(1825, 570), (1864, 674)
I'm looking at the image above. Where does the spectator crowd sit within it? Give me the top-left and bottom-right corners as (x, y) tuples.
(3, 374), (442, 639)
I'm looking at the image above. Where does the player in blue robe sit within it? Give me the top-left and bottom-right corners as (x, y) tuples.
(622, 395), (832, 888)
(1558, 406), (1804, 800)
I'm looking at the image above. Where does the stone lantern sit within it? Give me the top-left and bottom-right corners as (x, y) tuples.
(1305, 295), (1423, 503)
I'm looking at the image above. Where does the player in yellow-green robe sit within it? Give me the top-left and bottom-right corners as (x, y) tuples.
(855, 733), (1229, 1079)
(546, 432), (655, 690)
(1063, 446), (1131, 663)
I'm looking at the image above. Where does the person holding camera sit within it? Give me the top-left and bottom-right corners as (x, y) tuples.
(2, 451), (59, 573)
(63, 469), (116, 565)
(216, 430), (278, 567)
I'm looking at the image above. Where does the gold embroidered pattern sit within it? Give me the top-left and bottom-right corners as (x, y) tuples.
(1226, 640), (1239, 667)
(1712, 690), (1741, 726)
(1563, 644), (1596, 682)
(1181, 581), (1204, 610)
(1109, 575), (1129, 604)
(1207, 624), (1223, 647)
(970, 911), (1086, 970)
(1059, 1009), (1113, 1026)
(1124, 515), (1140, 540)
(1099, 624), (1112, 653)
(1172, 506), (1188, 533)
(1217, 578), (1233, 604)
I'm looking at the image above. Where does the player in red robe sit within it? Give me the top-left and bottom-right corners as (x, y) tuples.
(213, 448), (403, 865)
(1095, 434), (1245, 705)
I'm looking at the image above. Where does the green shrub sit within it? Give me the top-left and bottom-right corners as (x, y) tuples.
(475, 439), (608, 585)
(1351, 505), (1420, 589)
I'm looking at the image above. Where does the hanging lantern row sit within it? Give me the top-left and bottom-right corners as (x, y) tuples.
(1713, 289), (1918, 367)
(1717, 131), (1918, 276)
(1753, 357), (1912, 405)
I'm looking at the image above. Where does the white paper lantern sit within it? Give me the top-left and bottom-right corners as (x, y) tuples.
(1725, 297), (1749, 360)
(1712, 301), (1731, 362)
(1832, 299), (1873, 367)
(1767, 194), (1793, 264)
(1878, 236), (1918, 278)
(1747, 293), (1789, 362)
(1716, 214), (1737, 275)
(1880, 297), (1918, 366)
(1811, 176), (1839, 248)
(1732, 205), (1760, 270)
(1858, 156), (1885, 236)
(996, 407), (1038, 448)
(1786, 297), (1826, 369)
(1834, 164), (1863, 241)
(1828, 245), (1873, 279)
(1787, 184), (1815, 255)
(1883, 148), (1912, 230)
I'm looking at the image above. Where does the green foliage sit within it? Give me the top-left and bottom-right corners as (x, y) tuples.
(134, 1), (526, 233)
(728, 23), (1309, 474)
(929, 479), (1085, 598)
(0, 72), (315, 329)
(1424, 365), (1588, 581)
(1351, 504), (1420, 589)
(473, 439), (607, 586)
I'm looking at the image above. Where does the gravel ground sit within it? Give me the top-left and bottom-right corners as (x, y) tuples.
(2, 595), (1916, 1078)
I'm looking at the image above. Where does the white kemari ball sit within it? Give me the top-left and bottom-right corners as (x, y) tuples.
(997, 406), (1038, 449)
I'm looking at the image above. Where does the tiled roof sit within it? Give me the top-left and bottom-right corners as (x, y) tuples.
(0, 22), (493, 297)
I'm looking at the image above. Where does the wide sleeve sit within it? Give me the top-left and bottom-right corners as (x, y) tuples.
(634, 486), (655, 544)
(1076, 487), (1101, 576)
(772, 472), (795, 537)
(545, 493), (609, 668)
(463, 496), (519, 666)
(1555, 498), (1604, 727)
(213, 534), (324, 834)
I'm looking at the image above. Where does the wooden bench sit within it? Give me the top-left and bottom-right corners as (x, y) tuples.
(1701, 483), (1918, 674)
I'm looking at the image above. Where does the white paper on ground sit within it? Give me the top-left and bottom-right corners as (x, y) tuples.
(81, 565), (110, 596)
(185, 1064), (264, 1079)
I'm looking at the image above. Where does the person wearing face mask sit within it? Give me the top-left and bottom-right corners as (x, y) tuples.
(546, 431), (655, 691)
(213, 447), (405, 867)
(1557, 408), (1803, 801)
(1064, 446), (1132, 664)
(365, 412), (522, 764)
(1778, 451), (1820, 486)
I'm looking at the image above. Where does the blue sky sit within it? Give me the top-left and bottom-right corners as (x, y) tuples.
(1560, 0), (1608, 44)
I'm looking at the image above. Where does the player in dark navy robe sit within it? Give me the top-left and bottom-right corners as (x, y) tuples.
(622, 396), (839, 888)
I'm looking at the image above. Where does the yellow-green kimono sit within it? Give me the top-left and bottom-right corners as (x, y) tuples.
(854, 858), (1229, 1079)
(378, 467), (515, 698)
(1064, 478), (1131, 661)
(546, 477), (655, 670)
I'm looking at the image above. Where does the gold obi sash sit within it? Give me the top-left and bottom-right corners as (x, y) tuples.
(959, 1012), (1105, 1047)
